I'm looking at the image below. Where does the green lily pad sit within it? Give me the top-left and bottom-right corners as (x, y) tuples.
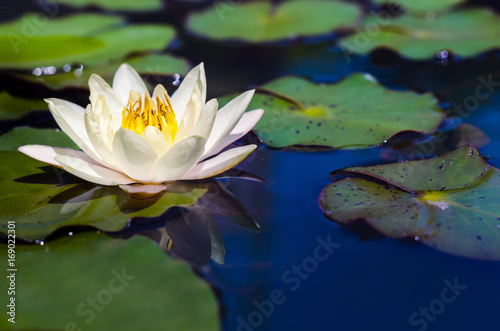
(0, 13), (175, 69)
(0, 92), (47, 120)
(373, 0), (466, 13)
(0, 152), (207, 240)
(0, 127), (79, 151)
(233, 74), (443, 149)
(339, 9), (500, 59)
(319, 145), (500, 260)
(20, 54), (191, 90)
(186, 0), (361, 43)
(63, 0), (162, 11)
(0, 232), (218, 330)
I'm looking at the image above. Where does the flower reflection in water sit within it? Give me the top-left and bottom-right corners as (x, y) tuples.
(110, 180), (260, 268)
(10, 162), (260, 268)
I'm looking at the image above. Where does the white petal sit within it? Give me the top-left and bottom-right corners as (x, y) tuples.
(152, 84), (170, 106)
(182, 145), (257, 180)
(112, 64), (148, 105)
(55, 153), (136, 186)
(171, 63), (206, 122)
(204, 90), (255, 155)
(45, 98), (104, 164)
(203, 108), (263, 159)
(18, 145), (86, 168)
(18, 144), (135, 186)
(119, 183), (167, 198)
(151, 135), (206, 183)
(142, 126), (169, 156)
(112, 128), (159, 183)
(88, 73), (122, 115)
(189, 98), (218, 140)
(84, 99), (121, 171)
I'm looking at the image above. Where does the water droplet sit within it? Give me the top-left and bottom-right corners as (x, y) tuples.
(33, 67), (42, 76)
(74, 64), (84, 77)
(172, 73), (181, 86)
(437, 50), (449, 60)
(45, 66), (56, 75)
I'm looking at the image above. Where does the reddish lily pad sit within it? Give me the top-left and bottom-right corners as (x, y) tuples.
(319, 145), (500, 260)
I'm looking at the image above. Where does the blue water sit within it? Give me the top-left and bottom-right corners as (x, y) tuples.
(198, 46), (500, 330)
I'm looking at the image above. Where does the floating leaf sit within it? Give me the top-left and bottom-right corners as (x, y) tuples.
(229, 74), (443, 149)
(20, 54), (191, 90)
(63, 0), (162, 11)
(186, 0), (361, 43)
(0, 127), (78, 151)
(0, 232), (219, 330)
(319, 145), (500, 260)
(0, 152), (207, 240)
(340, 9), (500, 59)
(0, 92), (46, 120)
(373, 0), (465, 13)
(0, 13), (175, 69)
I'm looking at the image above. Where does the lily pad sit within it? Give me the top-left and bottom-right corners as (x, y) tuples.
(64, 0), (162, 11)
(339, 9), (500, 59)
(373, 0), (466, 13)
(0, 127), (79, 151)
(0, 92), (47, 120)
(21, 54), (191, 90)
(0, 232), (219, 330)
(186, 0), (361, 43)
(232, 74), (443, 149)
(0, 152), (207, 240)
(0, 13), (176, 69)
(319, 145), (500, 260)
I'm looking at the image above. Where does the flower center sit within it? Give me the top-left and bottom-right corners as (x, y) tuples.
(121, 91), (178, 141)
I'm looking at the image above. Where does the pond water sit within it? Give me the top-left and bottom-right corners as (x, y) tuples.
(1, 0), (500, 330)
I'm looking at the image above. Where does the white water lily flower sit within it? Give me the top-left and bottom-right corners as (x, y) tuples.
(19, 63), (263, 195)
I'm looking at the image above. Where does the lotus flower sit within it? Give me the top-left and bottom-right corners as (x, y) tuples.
(19, 63), (263, 195)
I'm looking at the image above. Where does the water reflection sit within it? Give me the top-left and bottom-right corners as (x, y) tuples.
(8, 162), (259, 268)
(110, 180), (260, 268)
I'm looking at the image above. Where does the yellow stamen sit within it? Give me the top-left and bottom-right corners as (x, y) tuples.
(121, 91), (178, 141)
